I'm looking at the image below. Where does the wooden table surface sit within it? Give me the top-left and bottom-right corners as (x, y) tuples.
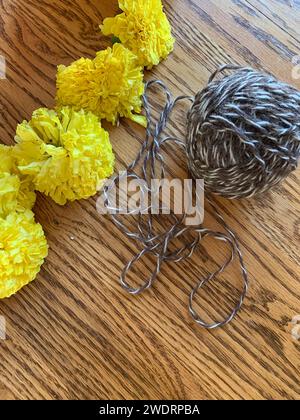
(0, 0), (299, 400)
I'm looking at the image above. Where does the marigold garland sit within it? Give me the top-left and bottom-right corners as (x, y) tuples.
(0, 2), (175, 298)
(56, 44), (146, 126)
(13, 107), (115, 206)
(100, 0), (175, 69)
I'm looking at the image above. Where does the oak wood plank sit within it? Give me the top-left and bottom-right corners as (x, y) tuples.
(0, 0), (299, 400)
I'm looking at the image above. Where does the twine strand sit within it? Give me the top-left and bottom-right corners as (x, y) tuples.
(103, 77), (250, 329)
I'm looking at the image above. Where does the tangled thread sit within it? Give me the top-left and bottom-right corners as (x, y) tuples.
(103, 65), (300, 329)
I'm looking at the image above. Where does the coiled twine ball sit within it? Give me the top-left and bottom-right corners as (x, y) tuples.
(187, 66), (300, 199)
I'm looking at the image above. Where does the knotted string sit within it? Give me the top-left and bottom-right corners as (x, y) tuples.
(103, 79), (249, 329)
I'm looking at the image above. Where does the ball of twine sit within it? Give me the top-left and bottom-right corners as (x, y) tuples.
(187, 65), (300, 199)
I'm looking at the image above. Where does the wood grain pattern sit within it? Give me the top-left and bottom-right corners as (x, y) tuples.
(0, 0), (299, 400)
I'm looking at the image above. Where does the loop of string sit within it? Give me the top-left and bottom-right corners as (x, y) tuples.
(103, 79), (249, 329)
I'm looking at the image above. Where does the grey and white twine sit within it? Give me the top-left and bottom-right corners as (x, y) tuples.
(103, 65), (300, 329)
(187, 65), (300, 198)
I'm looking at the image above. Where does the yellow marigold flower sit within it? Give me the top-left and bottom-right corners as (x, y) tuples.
(0, 210), (48, 299)
(0, 145), (36, 217)
(56, 44), (146, 126)
(13, 107), (115, 206)
(100, 0), (175, 69)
